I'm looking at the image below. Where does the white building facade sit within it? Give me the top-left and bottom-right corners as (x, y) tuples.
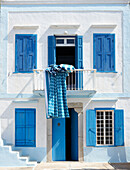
(0, 0), (130, 166)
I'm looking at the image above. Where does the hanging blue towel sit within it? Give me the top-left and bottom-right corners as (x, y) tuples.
(45, 64), (74, 119)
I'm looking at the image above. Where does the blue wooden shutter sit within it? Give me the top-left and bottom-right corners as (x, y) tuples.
(86, 109), (96, 146)
(26, 35), (37, 72)
(71, 109), (78, 161)
(114, 109), (124, 146)
(93, 34), (104, 71)
(48, 36), (56, 66)
(15, 35), (25, 72)
(104, 34), (115, 72)
(75, 36), (83, 89)
(26, 109), (36, 147)
(15, 109), (26, 146)
(15, 35), (37, 72)
(94, 34), (115, 72)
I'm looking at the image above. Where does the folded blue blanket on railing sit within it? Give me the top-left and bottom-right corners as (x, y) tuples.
(45, 64), (74, 119)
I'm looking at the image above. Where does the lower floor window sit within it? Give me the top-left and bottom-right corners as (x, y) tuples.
(15, 108), (36, 147)
(86, 108), (124, 147)
(96, 110), (114, 145)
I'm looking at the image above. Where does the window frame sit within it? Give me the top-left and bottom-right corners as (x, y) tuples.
(96, 110), (114, 146)
(15, 34), (37, 73)
(93, 33), (116, 73)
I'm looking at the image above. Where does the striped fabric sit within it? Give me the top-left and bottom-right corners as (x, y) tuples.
(60, 64), (75, 71)
(45, 64), (74, 118)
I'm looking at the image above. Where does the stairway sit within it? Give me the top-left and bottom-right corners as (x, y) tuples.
(0, 139), (37, 167)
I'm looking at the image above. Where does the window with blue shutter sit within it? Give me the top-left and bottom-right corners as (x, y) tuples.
(93, 34), (115, 72)
(15, 34), (37, 73)
(15, 108), (36, 147)
(86, 108), (124, 147)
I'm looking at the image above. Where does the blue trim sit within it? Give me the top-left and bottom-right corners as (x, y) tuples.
(15, 108), (36, 147)
(15, 34), (37, 73)
(95, 108), (115, 111)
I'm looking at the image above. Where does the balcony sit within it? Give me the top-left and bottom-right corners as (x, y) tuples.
(33, 69), (96, 98)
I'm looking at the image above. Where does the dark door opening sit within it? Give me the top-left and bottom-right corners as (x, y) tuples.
(56, 47), (75, 67)
(66, 109), (71, 161)
(66, 109), (78, 161)
(56, 47), (75, 89)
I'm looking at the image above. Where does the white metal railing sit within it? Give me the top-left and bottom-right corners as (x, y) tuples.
(33, 69), (96, 91)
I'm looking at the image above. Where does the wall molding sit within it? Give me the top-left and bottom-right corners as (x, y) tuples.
(13, 26), (39, 30)
(1, 0), (129, 5)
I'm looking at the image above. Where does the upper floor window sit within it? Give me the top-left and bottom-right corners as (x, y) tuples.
(15, 34), (37, 73)
(93, 34), (115, 72)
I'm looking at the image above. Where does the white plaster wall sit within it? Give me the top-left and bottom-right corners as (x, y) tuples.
(0, 99), (46, 147)
(7, 11), (122, 93)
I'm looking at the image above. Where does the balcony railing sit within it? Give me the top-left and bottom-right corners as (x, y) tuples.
(33, 69), (96, 91)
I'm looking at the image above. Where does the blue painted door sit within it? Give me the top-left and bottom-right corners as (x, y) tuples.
(71, 109), (78, 161)
(15, 109), (36, 147)
(52, 118), (66, 161)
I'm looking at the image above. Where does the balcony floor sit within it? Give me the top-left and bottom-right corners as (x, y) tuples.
(33, 90), (96, 98)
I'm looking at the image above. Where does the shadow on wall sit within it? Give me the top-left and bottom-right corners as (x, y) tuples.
(84, 147), (127, 163)
(109, 163), (130, 169)
(0, 77), (47, 162)
(108, 147), (127, 163)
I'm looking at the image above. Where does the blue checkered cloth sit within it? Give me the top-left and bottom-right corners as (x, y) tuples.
(45, 64), (74, 118)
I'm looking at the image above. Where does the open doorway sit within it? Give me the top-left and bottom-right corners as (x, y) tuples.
(56, 37), (76, 89)
(66, 109), (78, 161)
(56, 47), (75, 66)
(52, 108), (78, 161)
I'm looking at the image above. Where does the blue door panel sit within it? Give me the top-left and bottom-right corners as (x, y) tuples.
(26, 109), (36, 146)
(71, 109), (78, 161)
(15, 109), (36, 147)
(15, 109), (26, 146)
(52, 118), (66, 161)
(15, 128), (26, 146)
